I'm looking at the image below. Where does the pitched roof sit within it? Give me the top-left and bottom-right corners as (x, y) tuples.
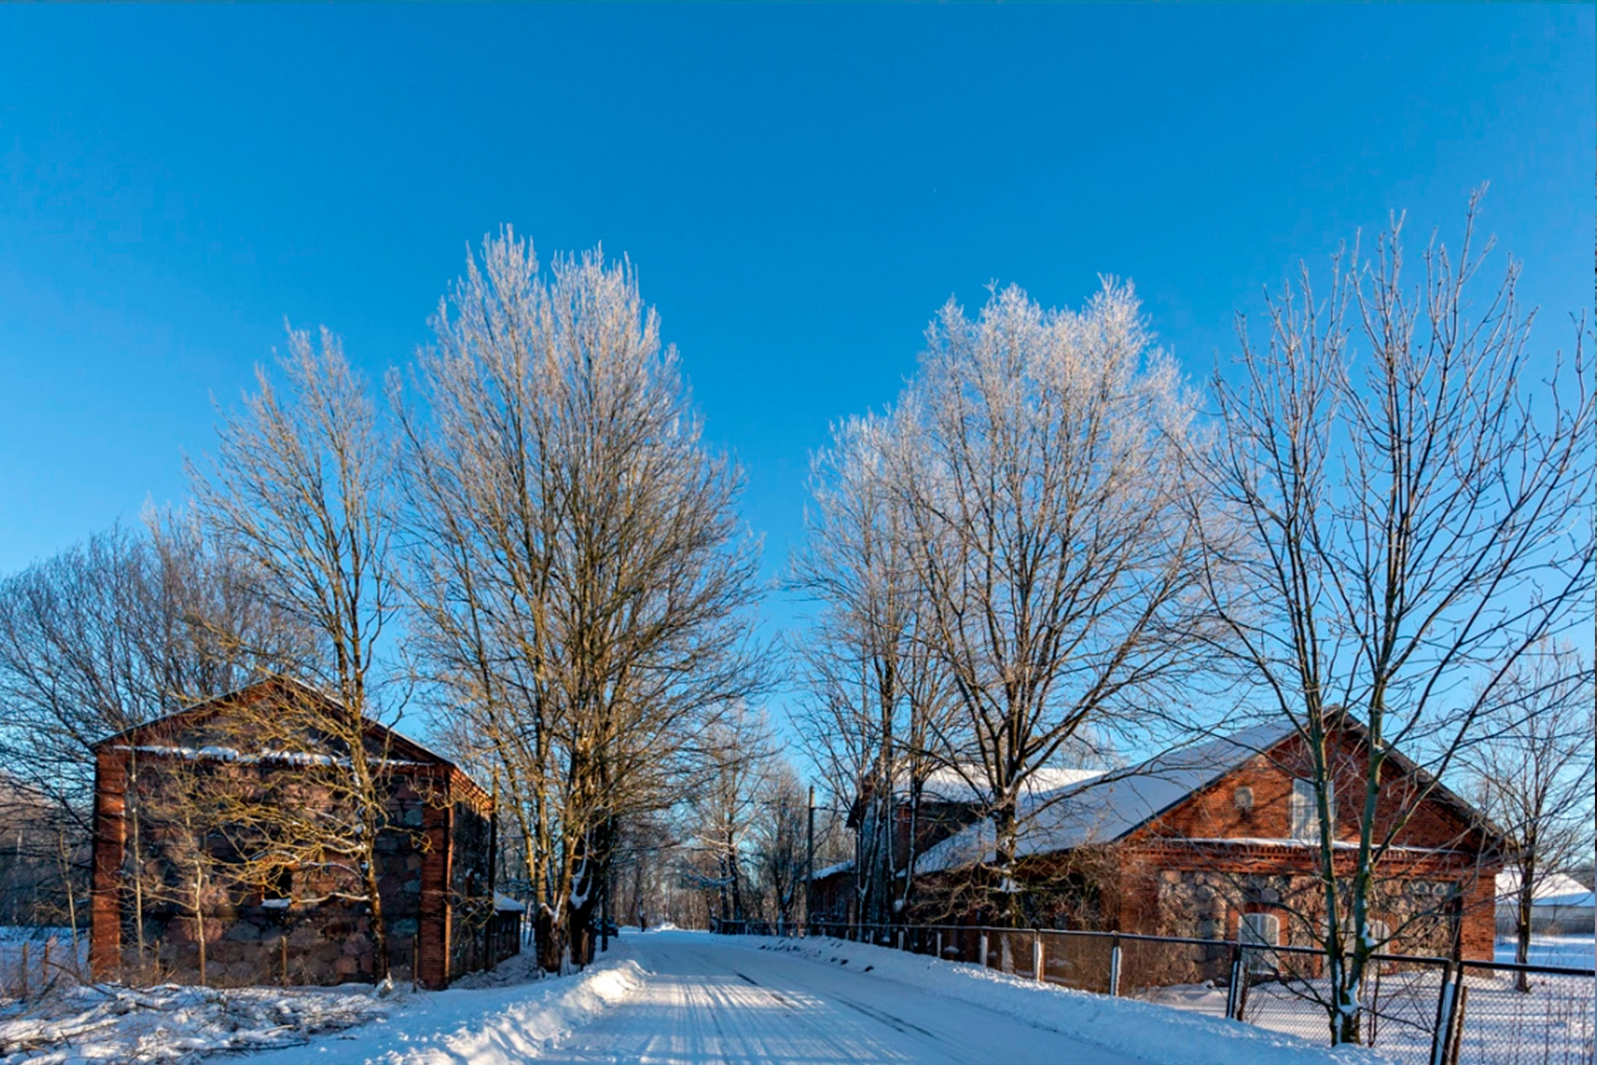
(914, 716), (1509, 874)
(92, 676), (487, 801)
(917, 721), (1293, 873)
(1496, 869), (1597, 909)
(918, 765), (1107, 805)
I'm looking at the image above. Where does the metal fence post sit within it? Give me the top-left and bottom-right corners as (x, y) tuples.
(935, 931), (943, 960)
(1224, 942), (1243, 1019)
(897, 928), (904, 951)
(1443, 984), (1469, 1065)
(979, 931), (988, 969)
(1429, 962), (1460, 1065)
(1108, 935), (1122, 997)
(1033, 931), (1044, 981)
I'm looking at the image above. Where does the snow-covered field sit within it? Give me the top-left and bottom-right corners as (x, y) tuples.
(1494, 935), (1595, 969)
(1137, 940), (1596, 1065)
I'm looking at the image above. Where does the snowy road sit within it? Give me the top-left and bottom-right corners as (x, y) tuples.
(543, 932), (1148, 1065)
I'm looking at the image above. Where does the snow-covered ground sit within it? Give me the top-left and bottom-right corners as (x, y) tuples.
(1138, 941), (1595, 1065)
(0, 981), (396, 1064)
(0, 931), (1391, 1064)
(1493, 934), (1595, 969)
(715, 933), (1382, 1065)
(7, 930), (1589, 1064)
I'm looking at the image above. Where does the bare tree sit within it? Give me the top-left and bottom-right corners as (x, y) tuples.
(747, 758), (810, 931)
(396, 231), (769, 970)
(190, 326), (402, 979)
(791, 412), (955, 925)
(886, 281), (1210, 922)
(1466, 643), (1595, 989)
(684, 705), (774, 926)
(0, 515), (305, 953)
(1200, 193), (1594, 1042)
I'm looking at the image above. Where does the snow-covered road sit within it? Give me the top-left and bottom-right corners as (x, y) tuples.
(544, 932), (1147, 1065)
(221, 931), (1373, 1065)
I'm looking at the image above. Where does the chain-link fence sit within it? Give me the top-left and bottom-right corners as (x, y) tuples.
(1454, 960), (1595, 1065)
(720, 919), (1594, 1065)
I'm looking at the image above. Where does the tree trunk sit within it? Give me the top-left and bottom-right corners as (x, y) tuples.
(1515, 855), (1536, 993)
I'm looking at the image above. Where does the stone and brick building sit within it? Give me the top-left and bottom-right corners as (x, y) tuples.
(90, 678), (520, 989)
(815, 719), (1507, 969)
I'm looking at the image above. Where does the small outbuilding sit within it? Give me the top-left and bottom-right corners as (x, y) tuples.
(90, 678), (519, 989)
(1496, 869), (1597, 936)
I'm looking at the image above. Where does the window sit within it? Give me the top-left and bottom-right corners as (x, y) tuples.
(1240, 912), (1281, 972)
(262, 867), (293, 907)
(1290, 778), (1335, 841)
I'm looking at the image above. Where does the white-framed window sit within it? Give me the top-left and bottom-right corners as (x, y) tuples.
(1240, 911), (1281, 972)
(1290, 777), (1335, 841)
(1365, 919), (1391, 953)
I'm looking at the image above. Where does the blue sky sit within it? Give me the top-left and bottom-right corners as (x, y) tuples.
(1, 4), (1592, 728)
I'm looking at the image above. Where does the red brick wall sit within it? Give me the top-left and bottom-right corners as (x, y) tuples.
(1109, 727), (1503, 961)
(89, 748), (126, 981)
(415, 799), (452, 990)
(1151, 730), (1484, 853)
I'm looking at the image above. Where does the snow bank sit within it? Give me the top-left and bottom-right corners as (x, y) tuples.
(0, 981), (392, 1064)
(244, 946), (644, 1065)
(0, 944), (645, 1065)
(750, 936), (1383, 1065)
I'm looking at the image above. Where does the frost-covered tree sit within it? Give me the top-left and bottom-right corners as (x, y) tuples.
(792, 412), (955, 925)
(397, 231), (768, 969)
(886, 281), (1211, 921)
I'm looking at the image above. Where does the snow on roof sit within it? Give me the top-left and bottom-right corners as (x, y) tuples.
(918, 765), (1106, 805)
(812, 859), (855, 881)
(494, 892), (526, 912)
(1496, 870), (1597, 909)
(917, 721), (1294, 873)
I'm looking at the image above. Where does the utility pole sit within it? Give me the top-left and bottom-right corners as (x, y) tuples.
(806, 784), (816, 934)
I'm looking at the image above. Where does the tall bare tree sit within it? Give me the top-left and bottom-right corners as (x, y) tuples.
(792, 412), (955, 925)
(190, 326), (401, 979)
(397, 231), (768, 970)
(1200, 193), (1593, 1042)
(885, 281), (1210, 921)
(1466, 643), (1595, 990)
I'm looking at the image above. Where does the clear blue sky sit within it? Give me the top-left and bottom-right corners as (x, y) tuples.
(2, 4), (1592, 689)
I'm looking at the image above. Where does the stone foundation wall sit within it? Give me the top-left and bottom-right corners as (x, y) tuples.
(1123, 858), (1497, 963)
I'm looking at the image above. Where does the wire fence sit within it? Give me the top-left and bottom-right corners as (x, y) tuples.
(0, 928), (87, 1001)
(712, 919), (1595, 1065)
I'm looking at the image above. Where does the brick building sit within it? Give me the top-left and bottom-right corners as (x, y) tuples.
(816, 719), (1507, 965)
(90, 678), (520, 989)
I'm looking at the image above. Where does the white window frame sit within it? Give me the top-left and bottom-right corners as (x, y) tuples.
(1290, 777), (1335, 841)
(1240, 911), (1281, 972)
